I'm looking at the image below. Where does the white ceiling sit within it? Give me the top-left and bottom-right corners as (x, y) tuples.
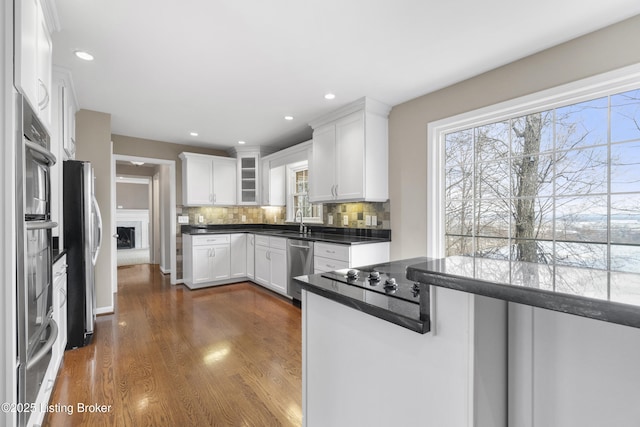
(51, 0), (640, 151)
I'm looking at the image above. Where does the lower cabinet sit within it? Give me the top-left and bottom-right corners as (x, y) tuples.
(246, 234), (255, 279)
(254, 236), (288, 296)
(314, 241), (390, 274)
(183, 234), (232, 288)
(230, 234), (247, 279)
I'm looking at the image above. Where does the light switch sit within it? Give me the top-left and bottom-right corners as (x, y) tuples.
(343, 215), (349, 226)
(365, 215), (371, 226)
(178, 215), (189, 224)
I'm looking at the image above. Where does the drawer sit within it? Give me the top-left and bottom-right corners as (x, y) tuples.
(255, 235), (270, 247)
(192, 234), (230, 246)
(314, 242), (350, 262)
(314, 255), (349, 273)
(269, 237), (287, 250)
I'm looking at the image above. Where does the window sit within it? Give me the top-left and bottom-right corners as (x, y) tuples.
(429, 65), (640, 274)
(286, 161), (322, 223)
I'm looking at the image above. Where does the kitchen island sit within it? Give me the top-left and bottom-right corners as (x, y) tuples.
(296, 256), (640, 427)
(294, 258), (507, 427)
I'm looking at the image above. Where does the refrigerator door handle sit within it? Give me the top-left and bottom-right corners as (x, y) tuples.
(91, 195), (103, 266)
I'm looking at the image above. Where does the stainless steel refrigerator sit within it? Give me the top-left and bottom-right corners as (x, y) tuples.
(63, 160), (102, 349)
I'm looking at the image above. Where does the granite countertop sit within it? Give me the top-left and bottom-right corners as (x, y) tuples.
(407, 256), (640, 329)
(294, 257), (431, 334)
(182, 225), (391, 245)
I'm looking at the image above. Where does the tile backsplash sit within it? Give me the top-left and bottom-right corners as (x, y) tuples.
(182, 202), (390, 229)
(322, 201), (390, 229)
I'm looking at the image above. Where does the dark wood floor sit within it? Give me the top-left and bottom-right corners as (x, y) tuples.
(43, 264), (302, 426)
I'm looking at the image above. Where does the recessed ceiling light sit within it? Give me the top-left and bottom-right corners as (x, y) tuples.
(190, 132), (198, 136)
(324, 93), (336, 100)
(238, 140), (246, 145)
(284, 116), (294, 121)
(74, 50), (94, 61)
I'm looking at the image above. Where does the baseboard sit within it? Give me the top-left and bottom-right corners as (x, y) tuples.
(160, 265), (171, 275)
(96, 305), (114, 315)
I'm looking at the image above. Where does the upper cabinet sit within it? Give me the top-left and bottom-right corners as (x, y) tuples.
(52, 67), (78, 161)
(15, 0), (55, 129)
(179, 152), (237, 206)
(309, 97), (391, 203)
(228, 146), (276, 206)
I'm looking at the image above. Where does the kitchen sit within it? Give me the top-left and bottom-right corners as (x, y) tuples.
(3, 1), (640, 427)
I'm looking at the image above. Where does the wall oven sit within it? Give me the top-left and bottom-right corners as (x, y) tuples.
(16, 94), (58, 427)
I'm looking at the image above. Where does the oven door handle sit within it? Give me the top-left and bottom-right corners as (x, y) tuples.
(25, 139), (57, 166)
(26, 220), (58, 230)
(26, 318), (58, 370)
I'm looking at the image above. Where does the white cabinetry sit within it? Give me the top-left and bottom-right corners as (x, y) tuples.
(314, 241), (390, 274)
(230, 233), (247, 278)
(309, 97), (390, 203)
(15, 0), (53, 129)
(246, 234), (255, 279)
(182, 234), (231, 288)
(260, 160), (285, 206)
(179, 152), (237, 206)
(237, 154), (259, 205)
(254, 236), (288, 296)
(52, 255), (67, 371)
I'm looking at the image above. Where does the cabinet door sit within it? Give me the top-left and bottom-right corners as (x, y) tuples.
(192, 246), (213, 284)
(212, 158), (237, 205)
(210, 245), (230, 280)
(15, 0), (38, 112)
(230, 234), (247, 278)
(269, 165), (286, 206)
(36, 5), (53, 127)
(261, 159), (270, 205)
(238, 155), (259, 205)
(335, 112), (365, 201)
(184, 157), (213, 205)
(269, 248), (288, 294)
(254, 245), (270, 286)
(309, 124), (336, 202)
(246, 234), (255, 279)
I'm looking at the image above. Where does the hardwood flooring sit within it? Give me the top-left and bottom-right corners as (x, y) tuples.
(43, 264), (302, 426)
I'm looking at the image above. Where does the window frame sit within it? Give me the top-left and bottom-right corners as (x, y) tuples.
(428, 63), (640, 258)
(285, 161), (323, 224)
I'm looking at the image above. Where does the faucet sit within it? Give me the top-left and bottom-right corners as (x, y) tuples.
(296, 209), (304, 234)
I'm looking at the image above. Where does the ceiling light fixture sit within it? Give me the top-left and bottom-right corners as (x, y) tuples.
(190, 132), (198, 136)
(324, 93), (336, 100)
(284, 116), (294, 121)
(238, 140), (246, 145)
(74, 50), (94, 61)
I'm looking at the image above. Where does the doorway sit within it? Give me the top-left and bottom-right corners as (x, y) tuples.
(110, 155), (177, 295)
(115, 168), (152, 266)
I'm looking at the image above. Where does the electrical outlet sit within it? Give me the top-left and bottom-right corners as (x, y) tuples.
(241, 215), (246, 222)
(372, 215), (377, 226)
(198, 215), (204, 223)
(343, 215), (349, 226)
(365, 215), (371, 226)
(328, 214), (333, 225)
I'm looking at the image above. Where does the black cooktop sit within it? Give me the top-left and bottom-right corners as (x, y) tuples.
(321, 258), (427, 304)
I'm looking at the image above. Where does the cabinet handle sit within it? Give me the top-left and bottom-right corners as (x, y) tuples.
(213, 194), (217, 203)
(38, 79), (50, 110)
(327, 264), (336, 269)
(212, 247), (216, 257)
(266, 250), (271, 260)
(334, 184), (338, 198)
(326, 250), (335, 254)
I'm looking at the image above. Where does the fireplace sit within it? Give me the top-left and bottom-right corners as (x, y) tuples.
(117, 226), (136, 249)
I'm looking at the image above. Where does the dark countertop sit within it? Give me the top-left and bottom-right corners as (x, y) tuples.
(182, 224), (391, 245)
(294, 257), (430, 334)
(407, 256), (640, 329)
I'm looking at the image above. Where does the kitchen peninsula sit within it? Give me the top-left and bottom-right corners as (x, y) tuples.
(296, 255), (640, 427)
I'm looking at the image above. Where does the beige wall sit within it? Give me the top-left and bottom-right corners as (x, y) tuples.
(116, 182), (149, 209)
(388, 14), (640, 260)
(75, 109), (113, 310)
(111, 134), (227, 205)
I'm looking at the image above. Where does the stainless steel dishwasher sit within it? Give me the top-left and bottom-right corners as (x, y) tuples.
(287, 239), (314, 302)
